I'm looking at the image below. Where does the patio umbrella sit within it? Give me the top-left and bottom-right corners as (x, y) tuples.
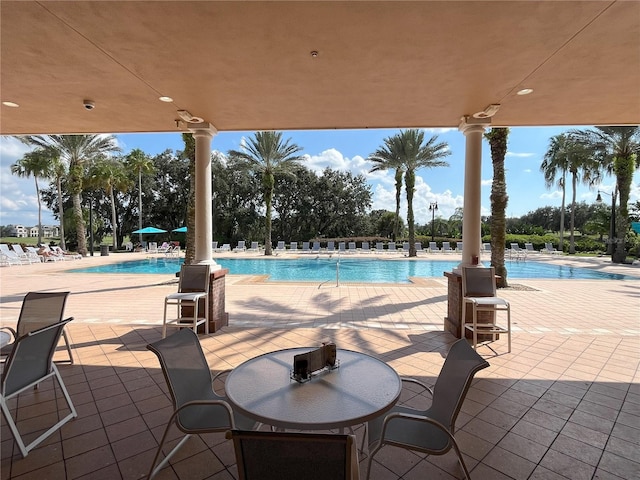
(132, 226), (167, 234)
(172, 226), (187, 233)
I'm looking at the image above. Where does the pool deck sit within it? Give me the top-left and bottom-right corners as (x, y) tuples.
(1, 251), (639, 479)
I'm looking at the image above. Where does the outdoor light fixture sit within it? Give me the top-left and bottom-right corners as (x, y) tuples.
(159, 96), (173, 102)
(516, 88), (533, 95)
(310, 50), (318, 58)
(596, 188), (617, 256)
(472, 104), (500, 119)
(2, 101), (19, 107)
(177, 110), (204, 123)
(429, 202), (438, 242)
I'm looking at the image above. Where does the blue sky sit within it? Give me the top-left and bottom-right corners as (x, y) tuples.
(1, 127), (637, 228)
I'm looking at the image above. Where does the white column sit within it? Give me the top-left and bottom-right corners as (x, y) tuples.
(458, 117), (489, 269)
(189, 123), (220, 268)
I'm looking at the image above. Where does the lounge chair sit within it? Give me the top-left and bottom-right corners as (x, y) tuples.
(216, 243), (231, 253)
(428, 241), (439, 253)
(146, 329), (256, 479)
(524, 242), (538, 254)
(1, 318), (77, 458)
(366, 339), (490, 480)
(162, 264), (210, 338)
(157, 242), (171, 253)
(247, 241), (260, 252)
(338, 241), (346, 253)
(462, 266), (511, 352)
(147, 241), (158, 253)
(415, 241), (424, 254)
(311, 241), (321, 253)
(482, 242), (492, 256)
(289, 241), (298, 252)
(300, 241), (310, 253)
(326, 241), (335, 253)
(402, 242), (410, 255)
(51, 246), (82, 260)
(227, 430), (360, 480)
(361, 241), (371, 253)
(233, 240), (246, 252)
(386, 241), (397, 254)
(25, 246), (45, 262)
(11, 244), (40, 264)
(1, 291), (75, 364)
(509, 243), (526, 260)
(442, 241), (453, 253)
(375, 242), (385, 254)
(212, 241), (218, 251)
(347, 242), (357, 254)
(456, 241), (463, 253)
(542, 242), (560, 254)
(0, 244), (28, 265)
(274, 241), (286, 253)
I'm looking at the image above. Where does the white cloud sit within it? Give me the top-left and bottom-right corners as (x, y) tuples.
(302, 149), (371, 179)
(481, 179), (493, 186)
(506, 151), (535, 158)
(540, 191), (563, 200)
(523, 169), (532, 173)
(423, 128), (456, 135)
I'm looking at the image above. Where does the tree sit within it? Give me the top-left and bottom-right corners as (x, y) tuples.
(50, 155), (68, 250)
(228, 132), (304, 255)
(485, 128), (509, 287)
(18, 135), (120, 256)
(572, 126), (640, 263)
(125, 149), (155, 245)
(87, 157), (132, 249)
(181, 133), (196, 265)
(540, 134), (571, 251)
(368, 142), (404, 241)
(10, 147), (55, 245)
(372, 130), (450, 257)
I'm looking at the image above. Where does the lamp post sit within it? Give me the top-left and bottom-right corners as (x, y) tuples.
(429, 202), (438, 242)
(88, 193), (94, 256)
(596, 188), (616, 256)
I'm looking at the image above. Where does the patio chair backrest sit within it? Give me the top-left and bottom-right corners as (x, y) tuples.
(362, 242), (370, 250)
(178, 264), (210, 294)
(2, 319), (72, 396)
(462, 266), (496, 298)
(429, 339), (490, 431)
(227, 430), (359, 480)
(16, 292), (70, 337)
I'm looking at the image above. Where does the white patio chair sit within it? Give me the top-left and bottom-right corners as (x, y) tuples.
(428, 241), (439, 253)
(233, 240), (246, 252)
(162, 264), (210, 338)
(347, 242), (357, 253)
(441, 241), (453, 253)
(338, 241), (346, 253)
(0, 244), (27, 265)
(361, 241), (371, 253)
(386, 241), (397, 254)
(11, 244), (40, 264)
(274, 241), (286, 253)
(300, 241), (310, 253)
(289, 241), (299, 252)
(247, 241), (260, 252)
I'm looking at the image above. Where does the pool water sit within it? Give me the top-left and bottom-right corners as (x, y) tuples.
(70, 257), (633, 283)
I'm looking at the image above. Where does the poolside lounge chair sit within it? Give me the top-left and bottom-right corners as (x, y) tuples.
(481, 243), (492, 255)
(25, 246), (45, 263)
(461, 266), (511, 353)
(147, 241), (158, 253)
(162, 264), (210, 338)
(233, 240), (246, 253)
(216, 243), (231, 253)
(1, 318), (77, 458)
(386, 241), (397, 254)
(366, 339), (490, 480)
(1, 291), (75, 364)
(361, 241), (371, 253)
(415, 242), (424, 254)
(212, 241), (218, 251)
(509, 243), (526, 260)
(0, 244), (28, 265)
(326, 241), (335, 253)
(402, 242), (410, 255)
(375, 242), (385, 254)
(11, 244), (40, 264)
(274, 241), (286, 253)
(338, 242), (346, 253)
(247, 241), (260, 252)
(347, 242), (357, 254)
(227, 430), (360, 480)
(542, 242), (560, 254)
(146, 329), (256, 479)
(524, 242), (538, 254)
(157, 242), (171, 254)
(289, 241), (298, 252)
(300, 241), (310, 253)
(456, 241), (463, 253)
(51, 246), (82, 260)
(442, 241), (453, 253)
(428, 241), (439, 253)
(311, 241), (321, 253)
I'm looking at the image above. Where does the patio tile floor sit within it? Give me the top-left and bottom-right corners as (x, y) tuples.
(1, 252), (638, 479)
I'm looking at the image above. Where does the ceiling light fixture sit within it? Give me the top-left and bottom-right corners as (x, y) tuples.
(159, 96), (173, 102)
(177, 110), (204, 123)
(2, 101), (19, 107)
(472, 104), (500, 119)
(517, 88), (533, 96)
(310, 50), (318, 58)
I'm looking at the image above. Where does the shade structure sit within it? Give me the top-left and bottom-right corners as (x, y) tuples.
(132, 226), (167, 234)
(172, 227), (187, 233)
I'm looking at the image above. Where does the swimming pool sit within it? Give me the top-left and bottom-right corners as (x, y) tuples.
(70, 257), (634, 283)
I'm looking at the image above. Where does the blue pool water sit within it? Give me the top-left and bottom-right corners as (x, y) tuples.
(69, 257), (633, 283)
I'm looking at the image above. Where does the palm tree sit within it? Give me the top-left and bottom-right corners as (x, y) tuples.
(125, 149), (155, 246)
(368, 141), (404, 242)
(10, 148), (55, 246)
(18, 135), (120, 256)
(485, 128), (509, 287)
(542, 133), (597, 254)
(87, 157), (133, 249)
(228, 132), (303, 256)
(540, 134), (571, 252)
(572, 126), (640, 263)
(50, 156), (68, 250)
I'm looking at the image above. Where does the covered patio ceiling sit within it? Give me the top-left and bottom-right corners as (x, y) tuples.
(1, 1), (638, 136)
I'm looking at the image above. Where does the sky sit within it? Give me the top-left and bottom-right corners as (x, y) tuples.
(1, 127), (638, 228)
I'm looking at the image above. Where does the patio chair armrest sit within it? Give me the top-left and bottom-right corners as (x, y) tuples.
(171, 399), (236, 427)
(0, 326), (17, 339)
(400, 377), (434, 396)
(379, 411), (451, 442)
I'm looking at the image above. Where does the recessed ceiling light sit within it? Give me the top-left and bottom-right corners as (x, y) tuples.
(2, 101), (19, 107)
(159, 96), (173, 102)
(310, 51), (318, 58)
(516, 88), (533, 96)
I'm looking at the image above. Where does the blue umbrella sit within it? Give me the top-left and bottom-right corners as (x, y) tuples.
(172, 226), (187, 233)
(132, 226), (167, 234)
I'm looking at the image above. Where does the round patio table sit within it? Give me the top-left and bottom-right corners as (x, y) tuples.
(225, 347), (401, 431)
